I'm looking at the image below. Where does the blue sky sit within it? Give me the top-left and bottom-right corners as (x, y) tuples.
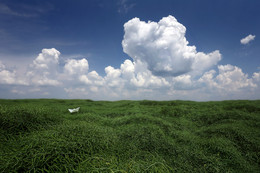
(0, 0), (259, 100)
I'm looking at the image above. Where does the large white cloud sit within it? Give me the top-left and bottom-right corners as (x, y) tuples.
(240, 34), (256, 45)
(122, 15), (221, 77)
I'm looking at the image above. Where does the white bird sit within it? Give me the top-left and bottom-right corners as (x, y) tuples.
(68, 107), (80, 113)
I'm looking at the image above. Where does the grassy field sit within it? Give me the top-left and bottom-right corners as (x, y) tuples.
(0, 99), (259, 172)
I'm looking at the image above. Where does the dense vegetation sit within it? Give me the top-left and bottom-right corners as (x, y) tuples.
(0, 99), (259, 172)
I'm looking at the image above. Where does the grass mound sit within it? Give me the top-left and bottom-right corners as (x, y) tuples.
(0, 105), (61, 135)
(0, 99), (259, 172)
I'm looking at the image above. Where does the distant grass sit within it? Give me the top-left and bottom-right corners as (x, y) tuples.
(0, 99), (259, 172)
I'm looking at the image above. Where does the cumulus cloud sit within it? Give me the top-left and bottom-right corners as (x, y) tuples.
(252, 72), (260, 82)
(192, 50), (221, 74)
(117, 59), (169, 88)
(104, 66), (122, 87)
(197, 64), (260, 100)
(78, 70), (105, 87)
(122, 15), (221, 77)
(0, 60), (27, 85)
(240, 34), (256, 45)
(216, 65), (256, 89)
(0, 69), (16, 84)
(64, 58), (89, 75)
(32, 48), (60, 69)
(27, 48), (61, 86)
(199, 64), (256, 92)
(172, 74), (194, 90)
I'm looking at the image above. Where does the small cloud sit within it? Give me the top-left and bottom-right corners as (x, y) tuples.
(117, 0), (135, 14)
(240, 34), (256, 45)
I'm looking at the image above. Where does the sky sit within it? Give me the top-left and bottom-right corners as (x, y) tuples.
(0, 0), (259, 100)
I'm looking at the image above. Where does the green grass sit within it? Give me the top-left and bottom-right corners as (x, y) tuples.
(0, 99), (259, 172)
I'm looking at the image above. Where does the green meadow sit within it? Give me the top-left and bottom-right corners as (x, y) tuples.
(0, 99), (259, 172)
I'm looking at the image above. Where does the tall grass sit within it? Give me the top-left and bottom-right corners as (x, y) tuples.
(0, 99), (259, 172)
